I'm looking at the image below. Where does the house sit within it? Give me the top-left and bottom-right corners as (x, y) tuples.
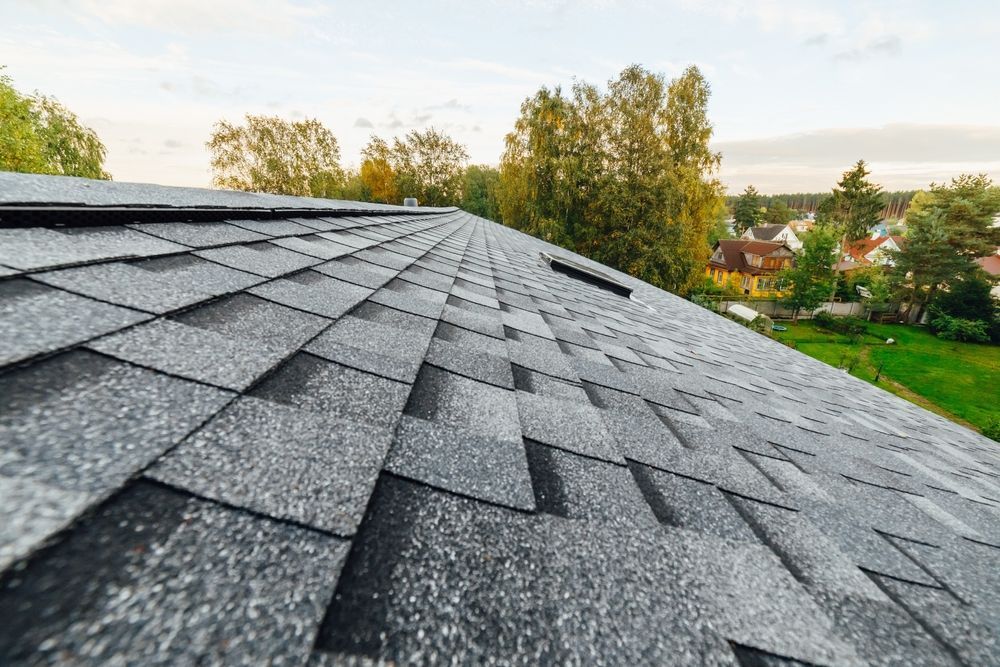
(707, 239), (795, 297)
(789, 218), (814, 234)
(843, 235), (904, 267)
(1, 172), (998, 665)
(741, 223), (802, 251)
(976, 251), (1000, 297)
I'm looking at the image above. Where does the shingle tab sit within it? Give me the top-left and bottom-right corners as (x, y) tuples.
(194, 241), (319, 277)
(150, 397), (392, 534)
(32, 254), (261, 314)
(385, 415), (535, 511)
(249, 270), (372, 318)
(0, 226), (187, 270)
(0, 351), (232, 567)
(0, 279), (149, 365)
(0, 482), (348, 664)
(252, 353), (409, 430)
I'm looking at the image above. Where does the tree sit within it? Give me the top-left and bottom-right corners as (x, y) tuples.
(930, 271), (997, 323)
(359, 136), (398, 204)
(733, 185), (762, 236)
(391, 128), (469, 206)
(207, 114), (343, 197)
(818, 160), (885, 302)
(891, 175), (1000, 321)
(763, 198), (794, 226)
(461, 164), (501, 220)
(498, 64), (724, 296)
(779, 224), (838, 322)
(821, 160), (885, 242)
(0, 69), (110, 179)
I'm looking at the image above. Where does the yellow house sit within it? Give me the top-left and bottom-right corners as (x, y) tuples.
(706, 239), (794, 298)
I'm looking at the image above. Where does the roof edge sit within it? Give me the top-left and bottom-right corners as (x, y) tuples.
(0, 172), (456, 227)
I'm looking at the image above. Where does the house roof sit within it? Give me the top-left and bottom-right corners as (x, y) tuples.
(845, 235), (904, 263)
(2, 173), (1000, 665)
(710, 239), (789, 275)
(747, 223), (787, 241)
(976, 252), (1000, 276)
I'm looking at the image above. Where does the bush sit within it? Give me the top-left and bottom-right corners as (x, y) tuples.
(983, 417), (1000, 442)
(930, 313), (990, 343)
(813, 311), (868, 336)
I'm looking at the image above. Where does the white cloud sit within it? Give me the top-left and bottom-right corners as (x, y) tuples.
(58, 0), (328, 37)
(715, 124), (1000, 192)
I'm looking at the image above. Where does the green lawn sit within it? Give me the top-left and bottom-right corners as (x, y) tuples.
(773, 321), (1000, 433)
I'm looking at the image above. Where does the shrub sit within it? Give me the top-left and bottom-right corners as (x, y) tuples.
(813, 311), (868, 336)
(983, 417), (1000, 442)
(930, 313), (990, 343)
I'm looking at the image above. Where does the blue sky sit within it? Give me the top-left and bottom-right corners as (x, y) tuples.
(3, 0), (999, 193)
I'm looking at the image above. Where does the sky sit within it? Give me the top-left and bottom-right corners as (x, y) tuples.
(3, 0), (1000, 194)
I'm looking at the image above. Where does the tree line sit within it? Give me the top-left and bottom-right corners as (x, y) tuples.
(725, 190), (916, 221)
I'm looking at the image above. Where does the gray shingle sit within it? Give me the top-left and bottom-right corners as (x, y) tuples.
(227, 218), (318, 236)
(194, 241), (319, 277)
(317, 476), (858, 665)
(314, 256), (398, 288)
(31, 254), (261, 314)
(150, 397), (392, 535)
(424, 336), (514, 389)
(270, 234), (355, 259)
(0, 482), (349, 664)
(305, 311), (433, 384)
(172, 292), (328, 350)
(405, 365), (521, 442)
(249, 271), (372, 318)
(525, 441), (659, 530)
(127, 221), (269, 247)
(0, 351), (231, 566)
(0, 279), (149, 365)
(385, 415), (535, 511)
(516, 390), (621, 463)
(0, 226), (187, 270)
(88, 318), (290, 391)
(252, 353), (409, 430)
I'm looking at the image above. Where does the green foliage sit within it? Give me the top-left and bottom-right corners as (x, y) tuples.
(891, 175), (1000, 320)
(763, 198), (794, 226)
(358, 136), (397, 204)
(813, 311), (868, 336)
(498, 64), (724, 296)
(732, 185), (762, 236)
(391, 128), (469, 206)
(0, 69), (110, 179)
(819, 160), (885, 242)
(983, 417), (1000, 442)
(929, 312), (990, 343)
(779, 224), (838, 320)
(461, 164), (501, 220)
(930, 272), (998, 324)
(207, 114), (343, 197)
(847, 265), (891, 303)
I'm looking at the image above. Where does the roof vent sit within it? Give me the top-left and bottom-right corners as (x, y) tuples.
(540, 252), (633, 298)
(403, 197), (418, 207)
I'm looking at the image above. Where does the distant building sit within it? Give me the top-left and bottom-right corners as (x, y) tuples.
(975, 251), (1000, 297)
(740, 223), (802, 252)
(707, 239), (795, 297)
(843, 235), (904, 267)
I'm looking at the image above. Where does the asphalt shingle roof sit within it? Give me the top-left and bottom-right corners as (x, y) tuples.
(1, 173), (999, 665)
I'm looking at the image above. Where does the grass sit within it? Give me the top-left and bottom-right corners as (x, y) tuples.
(772, 320), (1000, 433)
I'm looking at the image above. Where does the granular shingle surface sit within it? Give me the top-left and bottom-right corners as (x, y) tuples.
(1, 174), (999, 665)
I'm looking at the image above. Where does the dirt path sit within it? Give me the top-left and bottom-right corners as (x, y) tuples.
(856, 347), (980, 431)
